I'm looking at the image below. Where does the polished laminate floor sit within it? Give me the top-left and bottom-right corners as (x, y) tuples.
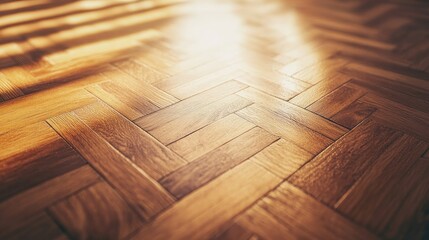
(0, 0), (429, 239)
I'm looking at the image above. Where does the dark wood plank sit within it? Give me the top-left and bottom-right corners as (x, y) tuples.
(331, 100), (377, 129)
(50, 182), (142, 240)
(0, 121), (85, 201)
(0, 165), (100, 233)
(289, 119), (402, 205)
(213, 223), (255, 240)
(0, 213), (67, 240)
(236, 182), (378, 240)
(335, 134), (429, 239)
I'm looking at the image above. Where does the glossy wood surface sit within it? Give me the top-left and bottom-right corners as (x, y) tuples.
(0, 0), (428, 239)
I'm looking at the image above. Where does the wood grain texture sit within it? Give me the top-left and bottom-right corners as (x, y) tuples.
(87, 80), (159, 120)
(335, 134), (429, 239)
(149, 94), (252, 145)
(135, 80), (248, 131)
(74, 102), (186, 180)
(237, 87), (347, 140)
(0, 121), (85, 201)
(236, 182), (378, 240)
(251, 138), (313, 179)
(307, 83), (367, 118)
(0, 165), (99, 233)
(0, 89), (97, 134)
(50, 182), (142, 240)
(289, 119), (403, 205)
(0, 212), (67, 240)
(47, 111), (175, 220)
(168, 113), (255, 161)
(1, 0), (429, 238)
(237, 104), (333, 154)
(134, 161), (281, 240)
(160, 127), (279, 198)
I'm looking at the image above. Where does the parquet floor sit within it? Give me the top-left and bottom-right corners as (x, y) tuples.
(0, 0), (429, 239)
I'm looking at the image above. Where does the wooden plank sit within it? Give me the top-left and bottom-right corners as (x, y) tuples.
(344, 62), (429, 91)
(154, 55), (239, 91)
(149, 94), (252, 145)
(168, 114), (255, 161)
(0, 89), (97, 134)
(213, 223), (255, 240)
(135, 80), (248, 131)
(0, 72), (24, 100)
(0, 213), (67, 240)
(236, 182), (378, 240)
(307, 83), (367, 118)
(237, 104), (333, 154)
(251, 139), (313, 179)
(167, 65), (243, 99)
(335, 134), (429, 239)
(102, 65), (178, 108)
(74, 102), (186, 180)
(361, 94), (429, 141)
(113, 58), (167, 83)
(235, 74), (300, 101)
(87, 80), (159, 120)
(0, 121), (86, 201)
(331, 100), (377, 129)
(133, 161), (281, 240)
(289, 119), (403, 205)
(160, 127), (279, 198)
(50, 182), (142, 240)
(0, 166), (99, 232)
(293, 58), (347, 84)
(47, 111), (175, 220)
(237, 87), (347, 140)
(289, 73), (351, 108)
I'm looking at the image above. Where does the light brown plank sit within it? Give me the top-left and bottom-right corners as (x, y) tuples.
(149, 94), (252, 145)
(307, 83), (367, 118)
(289, 73), (351, 108)
(135, 80), (248, 131)
(47, 111), (175, 220)
(237, 87), (347, 140)
(133, 161), (281, 240)
(237, 104), (333, 154)
(74, 102), (186, 180)
(160, 127), (279, 198)
(251, 138), (313, 179)
(87, 80), (159, 120)
(168, 114), (255, 161)
(0, 89), (97, 134)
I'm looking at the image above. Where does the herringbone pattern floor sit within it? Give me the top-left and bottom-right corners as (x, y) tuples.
(0, 0), (428, 239)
